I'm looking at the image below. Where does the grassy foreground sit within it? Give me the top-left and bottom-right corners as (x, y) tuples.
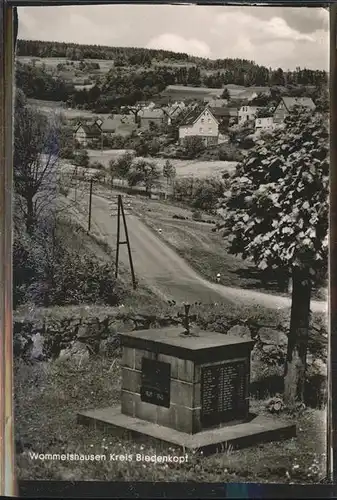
(15, 356), (326, 483)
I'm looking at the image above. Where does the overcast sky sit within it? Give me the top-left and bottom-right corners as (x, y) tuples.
(18, 5), (329, 71)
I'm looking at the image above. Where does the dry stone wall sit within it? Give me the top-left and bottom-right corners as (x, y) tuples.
(13, 306), (327, 407)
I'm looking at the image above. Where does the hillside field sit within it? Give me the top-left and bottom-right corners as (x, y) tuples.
(86, 149), (237, 178)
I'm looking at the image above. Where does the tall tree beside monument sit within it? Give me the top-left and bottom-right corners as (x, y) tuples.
(219, 107), (329, 406)
(14, 90), (61, 234)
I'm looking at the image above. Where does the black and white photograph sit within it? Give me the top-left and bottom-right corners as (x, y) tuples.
(13, 4), (329, 484)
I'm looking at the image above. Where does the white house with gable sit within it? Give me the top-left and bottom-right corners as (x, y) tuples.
(273, 96), (316, 124)
(238, 105), (260, 125)
(179, 106), (220, 146)
(255, 116), (274, 131)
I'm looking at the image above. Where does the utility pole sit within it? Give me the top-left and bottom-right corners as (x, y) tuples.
(115, 195), (136, 289)
(87, 177), (93, 233)
(74, 165), (78, 202)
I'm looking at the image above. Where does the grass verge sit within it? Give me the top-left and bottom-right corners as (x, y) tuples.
(136, 199), (326, 301)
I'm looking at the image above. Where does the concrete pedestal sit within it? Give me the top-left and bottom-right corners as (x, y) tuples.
(78, 327), (296, 453)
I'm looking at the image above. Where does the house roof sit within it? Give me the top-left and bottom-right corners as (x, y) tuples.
(228, 108), (239, 117)
(280, 96), (316, 111)
(96, 117), (117, 132)
(75, 123), (101, 137)
(170, 106), (182, 115)
(179, 106), (219, 127)
(162, 105), (182, 117)
(210, 107), (231, 118)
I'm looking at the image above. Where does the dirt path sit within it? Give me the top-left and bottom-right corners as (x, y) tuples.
(69, 190), (327, 312)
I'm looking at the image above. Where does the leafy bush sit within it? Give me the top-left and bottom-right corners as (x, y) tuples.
(28, 252), (124, 308)
(73, 149), (89, 167)
(172, 176), (224, 213)
(13, 218), (125, 309)
(219, 144), (243, 162)
(182, 136), (205, 159)
(59, 146), (75, 160)
(90, 161), (105, 170)
(197, 143), (243, 162)
(13, 231), (39, 309)
(191, 177), (224, 213)
(191, 209), (202, 221)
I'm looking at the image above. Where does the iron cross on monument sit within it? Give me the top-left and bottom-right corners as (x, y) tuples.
(180, 302), (199, 337)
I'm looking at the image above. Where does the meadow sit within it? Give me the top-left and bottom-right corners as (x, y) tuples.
(27, 98), (108, 120)
(17, 56), (114, 73)
(86, 149), (237, 179)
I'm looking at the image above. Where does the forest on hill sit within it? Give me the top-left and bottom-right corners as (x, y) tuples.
(17, 39), (191, 65)
(17, 39), (266, 72)
(16, 39), (328, 111)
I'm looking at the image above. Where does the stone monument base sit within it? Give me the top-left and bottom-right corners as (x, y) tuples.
(77, 405), (296, 455)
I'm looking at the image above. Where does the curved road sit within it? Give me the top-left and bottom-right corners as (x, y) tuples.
(76, 191), (326, 313)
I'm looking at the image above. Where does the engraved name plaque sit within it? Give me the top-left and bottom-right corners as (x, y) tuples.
(201, 360), (248, 428)
(140, 358), (171, 408)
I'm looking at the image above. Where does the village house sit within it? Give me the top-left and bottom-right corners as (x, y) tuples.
(162, 103), (185, 124)
(73, 122), (102, 147)
(238, 105), (260, 124)
(210, 106), (238, 130)
(210, 107), (231, 120)
(178, 106), (220, 146)
(255, 116), (274, 131)
(172, 100), (186, 109)
(94, 115), (136, 137)
(273, 96), (316, 124)
(94, 117), (116, 136)
(138, 108), (168, 129)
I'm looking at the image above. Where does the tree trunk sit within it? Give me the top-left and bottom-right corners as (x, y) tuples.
(284, 267), (312, 407)
(26, 196), (35, 234)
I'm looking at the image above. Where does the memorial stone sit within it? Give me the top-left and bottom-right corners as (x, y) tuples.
(78, 318), (296, 453)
